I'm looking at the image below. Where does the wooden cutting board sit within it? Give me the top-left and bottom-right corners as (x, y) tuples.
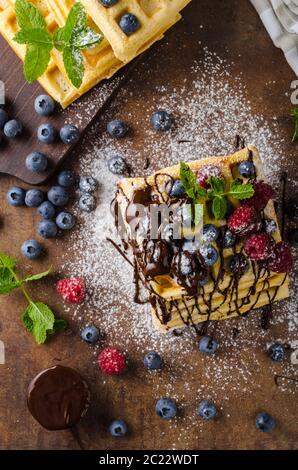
(0, 35), (135, 185)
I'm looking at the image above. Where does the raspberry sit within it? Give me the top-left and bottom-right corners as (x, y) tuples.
(56, 277), (85, 304)
(268, 242), (293, 273)
(197, 165), (222, 189)
(244, 233), (274, 261)
(244, 181), (274, 212)
(227, 205), (261, 236)
(98, 347), (126, 375)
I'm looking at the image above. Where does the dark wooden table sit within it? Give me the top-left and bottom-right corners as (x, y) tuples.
(0, 0), (297, 450)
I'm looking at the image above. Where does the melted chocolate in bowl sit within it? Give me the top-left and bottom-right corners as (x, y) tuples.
(27, 365), (90, 431)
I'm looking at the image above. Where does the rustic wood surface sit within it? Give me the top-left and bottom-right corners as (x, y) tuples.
(0, 0), (297, 450)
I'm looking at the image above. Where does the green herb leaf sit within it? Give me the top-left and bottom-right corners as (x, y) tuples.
(15, 0), (46, 30)
(72, 27), (103, 49)
(23, 44), (51, 82)
(180, 162), (207, 202)
(48, 318), (68, 336)
(63, 46), (84, 89)
(291, 108), (298, 142)
(53, 27), (65, 51)
(22, 302), (55, 345)
(63, 2), (86, 43)
(0, 281), (21, 295)
(24, 268), (51, 283)
(0, 252), (17, 271)
(207, 176), (225, 196)
(14, 28), (52, 47)
(212, 196), (228, 220)
(229, 180), (255, 200)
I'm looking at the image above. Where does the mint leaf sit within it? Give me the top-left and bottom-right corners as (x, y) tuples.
(14, 28), (52, 47)
(23, 302), (55, 345)
(63, 46), (84, 89)
(24, 44), (51, 82)
(0, 252), (17, 271)
(48, 318), (68, 336)
(73, 27), (103, 49)
(0, 281), (21, 295)
(53, 27), (65, 51)
(212, 196), (228, 220)
(207, 176), (225, 196)
(180, 162), (207, 202)
(15, 0), (46, 30)
(24, 268), (51, 283)
(63, 2), (86, 43)
(229, 180), (254, 200)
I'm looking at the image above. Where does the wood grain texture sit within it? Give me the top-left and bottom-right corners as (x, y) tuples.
(0, 0), (297, 450)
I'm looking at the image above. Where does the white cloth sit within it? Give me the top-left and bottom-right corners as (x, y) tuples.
(250, 0), (298, 75)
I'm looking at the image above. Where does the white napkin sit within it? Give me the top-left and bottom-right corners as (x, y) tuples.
(250, 0), (298, 75)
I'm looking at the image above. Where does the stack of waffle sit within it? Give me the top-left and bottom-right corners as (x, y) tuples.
(116, 146), (290, 332)
(0, 0), (191, 107)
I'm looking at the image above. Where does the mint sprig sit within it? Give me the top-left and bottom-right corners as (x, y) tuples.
(0, 252), (67, 345)
(13, 0), (103, 88)
(179, 163), (255, 220)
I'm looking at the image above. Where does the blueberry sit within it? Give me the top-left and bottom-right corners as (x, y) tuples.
(79, 194), (97, 212)
(56, 211), (76, 230)
(6, 187), (25, 206)
(79, 176), (98, 193)
(220, 226), (236, 248)
(47, 186), (69, 207)
(107, 155), (127, 175)
(25, 189), (45, 208)
(21, 240), (42, 260)
(267, 343), (284, 362)
(229, 254), (249, 277)
(199, 336), (218, 354)
(202, 224), (219, 243)
(287, 228), (298, 248)
(150, 110), (172, 131)
(57, 170), (76, 188)
(81, 325), (100, 344)
(25, 152), (48, 173)
(38, 220), (58, 239)
(286, 197), (298, 221)
(34, 94), (55, 116)
(199, 244), (218, 267)
(155, 398), (177, 420)
(60, 124), (80, 144)
(238, 161), (255, 178)
(255, 412), (275, 432)
(166, 180), (185, 198)
(119, 13), (140, 35)
(182, 237), (201, 254)
(38, 201), (55, 219)
(264, 218), (277, 235)
(4, 119), (22, 138)
(144, 351), (162, 370)
(109, 420), (127, 437)
(0, 108), (9, 129)
(37, 123), (56, 144)
(106, 120), (128, 138)
(197, 400), (217, 421)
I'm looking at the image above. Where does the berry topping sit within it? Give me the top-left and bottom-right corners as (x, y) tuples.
(98, 347), (126, 375)
(227, 205), (261, 236)
(197, 165), (222, 189)
(244, 181), (274, 212)
(155, 398), (177, 420)
(198, 336), (218, 354)
(150, 111), (172, 131)
(144, 351), (162, 370)
(109, 420), (127, 437)
(202, 224), (220, 243)
(238, 160), (255, 178)
(268, 242), (293, 273)
(107, 120), (128, 138)
(81, 325), (100, 344)
(244, 233), (274, 261)
(228, 254), (249, 277)
(287, 228), (298, 248)
(255, 412), (275, 432)
(182, 237), (201, 254)
(165, 179), (185, 198)
(57, 277), (86, 304)
(119, 13), (140, 35)
(267, 343), (285, 362)
(100, 0), (118, 6)
(220, 225), (237, 248)
(199, 244), (219, 267)
(197, 400), (217, 421)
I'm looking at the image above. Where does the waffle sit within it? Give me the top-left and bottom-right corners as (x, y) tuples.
(116, 146), (290, 332)
(0, 0), (191, 107)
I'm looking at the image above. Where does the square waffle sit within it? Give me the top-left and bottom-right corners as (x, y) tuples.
(0, 0), (191, 107)
(116, 146), (290, 332)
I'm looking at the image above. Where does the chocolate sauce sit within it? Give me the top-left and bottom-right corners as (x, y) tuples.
(27, 366), (90, 431)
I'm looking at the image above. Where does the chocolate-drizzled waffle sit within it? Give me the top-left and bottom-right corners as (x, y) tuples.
(115, 146), (291, 332)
